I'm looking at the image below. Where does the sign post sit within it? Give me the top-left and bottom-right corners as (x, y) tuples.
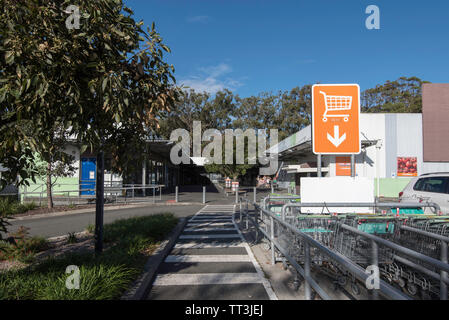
(312, 84), (361, 175)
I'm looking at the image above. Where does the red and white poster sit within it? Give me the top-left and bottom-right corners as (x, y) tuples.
(397, 157), (417, 176)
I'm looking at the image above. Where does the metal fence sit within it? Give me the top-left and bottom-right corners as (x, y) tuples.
(0, 183), (165, 206)
(238, 196), (449, 300)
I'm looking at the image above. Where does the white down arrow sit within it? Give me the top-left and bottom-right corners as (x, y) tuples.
(327, 125), (346, 147)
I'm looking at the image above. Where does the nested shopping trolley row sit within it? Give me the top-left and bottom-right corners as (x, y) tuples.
(239, 196), (449, 300)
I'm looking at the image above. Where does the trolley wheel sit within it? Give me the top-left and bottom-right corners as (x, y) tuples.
(421, 290), (431, 300)
(406, 282), (418, 296)
(397, 277), (406, 288)
(337, 275), (347, 287)
(351, 283), (361, 296)
(293, 279), (301, 291)
(322, 117), (328, 122)
(344, 117), (349, 122)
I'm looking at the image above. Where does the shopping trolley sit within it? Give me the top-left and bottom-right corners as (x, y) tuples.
(320, 91), (352, 122)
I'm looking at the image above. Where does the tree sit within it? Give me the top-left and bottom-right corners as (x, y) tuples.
(362, 77), (429, 113)
(158, 89), (236, 139)
(0, 0), (179, 252)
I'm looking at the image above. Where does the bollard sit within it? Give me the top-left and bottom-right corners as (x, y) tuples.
(271, 183), (274, 194)
(203, 186), (206, 204)
(253, 187), (257, 203)
(175, 186), (178, 203)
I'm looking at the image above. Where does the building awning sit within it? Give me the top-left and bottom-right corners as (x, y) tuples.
(267, 125), (379, 161)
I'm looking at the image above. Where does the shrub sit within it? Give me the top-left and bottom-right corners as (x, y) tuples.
(0, 213), (178, 300)
(0, 226), (49, 263)
(85, 224), (94, 234)
(66, 232), (77, 244)
(0, 198), (37, 216)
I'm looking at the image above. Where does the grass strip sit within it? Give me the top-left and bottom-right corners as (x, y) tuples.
(0, 213), (178, 300)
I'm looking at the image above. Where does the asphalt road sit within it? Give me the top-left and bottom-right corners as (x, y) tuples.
(6, 204), (205, 238)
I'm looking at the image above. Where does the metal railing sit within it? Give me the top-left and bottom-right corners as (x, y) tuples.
(1, 183), (165, 206)
(238, 196), (449, 300)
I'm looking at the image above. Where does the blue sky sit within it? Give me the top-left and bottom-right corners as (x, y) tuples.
(126, 0), (449, 97)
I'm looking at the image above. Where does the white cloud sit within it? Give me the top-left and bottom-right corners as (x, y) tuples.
(180, 63), (243, 94)
(186, 15), (211, 23)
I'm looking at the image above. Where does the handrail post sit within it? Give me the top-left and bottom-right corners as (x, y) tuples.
(235, 186), (239, 204)
(203, 186), (206, 204)
(246, 206), (249, 230)
(253, 186), (257, 203)
(371, 239), (379, 300)
(239, 199), (242, 222)
(270, 215), (275, 265)
(304, 241), (312, 300)
(441, 241), (448, 300)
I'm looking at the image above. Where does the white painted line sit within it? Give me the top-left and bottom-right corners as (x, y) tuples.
(189, 218), (232, 223)
(190, 217), (233, 220)
(184, 227), (236, 232)
(187, 222), (234, 227)
(153, 273), (262, 286)
(165, 255), (251, 263)
(174, 242), (244, 249)
(179, 234), (241, 239)
(231, 207), (278, 300)
(190, 216), (233, 219)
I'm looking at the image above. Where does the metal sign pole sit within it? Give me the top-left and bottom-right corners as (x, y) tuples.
(317, 154), (322, 178)
(351, 154), (355, 177)
(95, 150), (104, 254)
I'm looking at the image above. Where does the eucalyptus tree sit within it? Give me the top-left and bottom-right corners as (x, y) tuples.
(0, 0), (178, 251)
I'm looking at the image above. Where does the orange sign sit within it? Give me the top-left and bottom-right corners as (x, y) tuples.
(336, 156), (354, 176)
(312, 84), (361, 154)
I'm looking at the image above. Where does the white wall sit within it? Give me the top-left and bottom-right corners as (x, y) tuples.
(327, 114), (386, 178)
(300, 177), (374, 213)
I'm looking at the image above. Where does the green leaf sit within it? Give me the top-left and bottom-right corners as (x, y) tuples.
(5, 51), (14, 64)
(102, 77), (108, 92)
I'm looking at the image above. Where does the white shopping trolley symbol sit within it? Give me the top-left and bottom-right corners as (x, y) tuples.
(320, 91), (352, 122)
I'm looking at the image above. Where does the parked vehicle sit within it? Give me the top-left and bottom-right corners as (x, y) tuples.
(399, 173), (449, 214)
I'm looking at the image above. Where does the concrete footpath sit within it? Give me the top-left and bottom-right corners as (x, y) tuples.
(147, 205), (277, 300)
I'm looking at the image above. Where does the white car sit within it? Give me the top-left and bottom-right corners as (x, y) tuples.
(399, 173), (449, 214)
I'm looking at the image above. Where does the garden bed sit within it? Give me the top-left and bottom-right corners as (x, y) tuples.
(0, 213), (178, 300)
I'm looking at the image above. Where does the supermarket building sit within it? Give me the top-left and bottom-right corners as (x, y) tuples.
(272, 84), (449, 197)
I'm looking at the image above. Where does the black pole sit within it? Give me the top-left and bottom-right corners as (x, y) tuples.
(95, 150), (104, 254)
